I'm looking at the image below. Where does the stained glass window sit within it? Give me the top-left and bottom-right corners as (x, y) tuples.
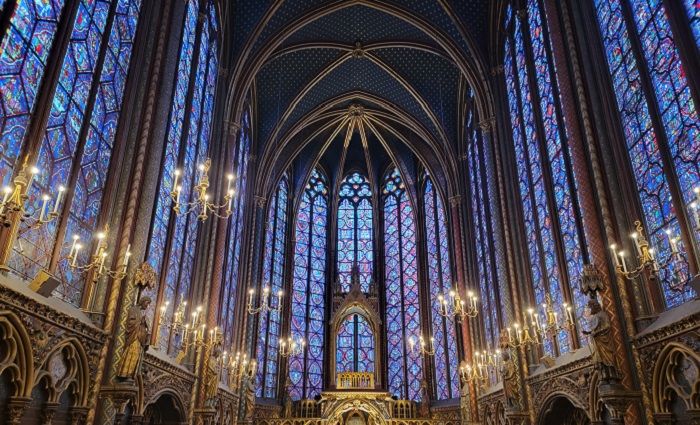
(256, 177), (289, 398)
(336, 313), (374, 374)
(466, 110), (498, 352)
(383, 168), (422, 401)
(337, 172), (373, 292)
(423, 177), (460, 400)
(593, 0), (698, 307)
(220, 109), (250, 349)
(289, 169), (327, 400)
(684, 0), (700, 47)
(3, 0), (143, 306)
(0, 0), (67, 186)
(144, 0), (219, 350)
(503, 1), (588, 355)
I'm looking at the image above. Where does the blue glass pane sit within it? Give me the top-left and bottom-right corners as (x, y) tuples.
(256, 178), (288, 398)
(337, 172), (373, 291)
(0, 0), (66, 185)
(593, 0), (696, 306)
(289, 169), (327, 400)
(144, 0), (198, 331)
(425, 178), (459, 399)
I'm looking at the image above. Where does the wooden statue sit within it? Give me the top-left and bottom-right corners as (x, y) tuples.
(244, 375), (256, 420)
(283, 375), (293, 418)
(583, 297), (618, 382)
(117, 296), (151, 381)
(500, 349), (519, 410)
(419, 378), (430, 417)
(204, 347), (220, 406)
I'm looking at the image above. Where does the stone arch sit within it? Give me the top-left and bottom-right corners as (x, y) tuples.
(32, 338), (90, 408)
(538, 394), (591, 425)
(0, 311), (34, 399)
(652, 342), (700, 422)
(142, 390), (187, 425)
(324, 397), (390, 425)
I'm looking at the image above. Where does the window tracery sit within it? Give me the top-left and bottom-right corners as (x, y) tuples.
(256, 176), (289, 398)
(503, 0), (588, 355)
(424, 177), (459, 400)
(593, 0), (699, 307)
(144, 0), (219, 352)
(337, 172), (373, 292)
(383, 167), (422, 401)
(289, 168), (327, 400)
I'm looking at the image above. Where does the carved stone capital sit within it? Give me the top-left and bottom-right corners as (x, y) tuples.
(254, 196), (266, 209)
(41, 402), (60, 425)
(7, 397), (30, 425)
(228, 121), (241, 137)
(478, 117), (496, 133)
(598, 383), (640, 425)
(69, 406), (89, 425)
(448, 195), (461, 208)
(491, 65), (504, 76)
(193, 408), (217, 425)
(100, 384), (138, 415)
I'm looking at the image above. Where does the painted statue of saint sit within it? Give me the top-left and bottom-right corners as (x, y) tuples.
(583, 297), (618, 382)
(117, 296), (152, 381)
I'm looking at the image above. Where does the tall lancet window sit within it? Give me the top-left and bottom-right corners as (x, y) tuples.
(465, 89), (502, 356)
(424, 177), (459, 400)
(145, 0), (219, 352)
(289, 169), (327, 400)
(0, 0), (143, 306)
(220, 109), (251, 348)
(256, 176), (289, 398)
(593, 0), (699, 307)
(383, 168), (423, 401)
(337, 172), (373, 291)
(503, 2), (588, 356)
(336, 312), (375, 373)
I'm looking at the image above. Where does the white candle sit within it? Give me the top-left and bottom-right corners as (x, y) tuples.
(123, 244), (131, 267)
(0, 186), (11, 214)
(173, 169), (181, 190)
(98, 251), (107, 274)
(631, 232), (641, 256)
(95, 231), (106, 257)
(619, 251), (628, 273)
(248, 288), (254, 307)
(227, 190), (234, 212)
(610, 244), (621, 267)
(69, 234), (80, 258)
(667, 231), (679, 254)
(227, 173), (234, 194)
(39, 194), (49, 221)
(53, 185), (65, 214)
(694, 186), (700, 205)
(72, 244), (82, 267)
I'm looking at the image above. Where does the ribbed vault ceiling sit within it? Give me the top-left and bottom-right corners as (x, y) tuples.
(226, 1), (493, 197)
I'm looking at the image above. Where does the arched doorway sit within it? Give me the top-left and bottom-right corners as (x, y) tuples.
(346, 411), (366, 425)
(539, 396), (590, 425)
(143, 393), (186, 425)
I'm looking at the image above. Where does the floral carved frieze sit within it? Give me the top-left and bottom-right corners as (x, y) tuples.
(140, 352), (195, 414)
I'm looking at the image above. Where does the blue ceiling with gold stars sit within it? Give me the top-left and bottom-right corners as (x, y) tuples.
(227, 0), (492, 186)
